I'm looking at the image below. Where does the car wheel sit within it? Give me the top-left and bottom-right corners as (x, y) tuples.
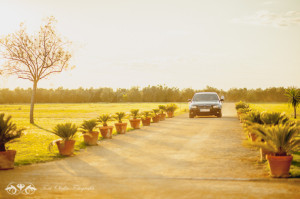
(217, 112), (222, 118)
(189, 112), (195, 118)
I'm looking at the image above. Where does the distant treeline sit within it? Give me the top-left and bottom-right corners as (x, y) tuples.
(0, 86), (291, 104)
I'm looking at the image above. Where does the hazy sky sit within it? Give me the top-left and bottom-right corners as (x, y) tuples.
(0, 0), (299, 90)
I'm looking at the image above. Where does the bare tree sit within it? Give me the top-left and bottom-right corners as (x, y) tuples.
(0, 16), (72, 123)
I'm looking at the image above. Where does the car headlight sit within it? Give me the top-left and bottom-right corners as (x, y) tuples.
(191, 105), (197, 109)
(213, 105), (220, 109)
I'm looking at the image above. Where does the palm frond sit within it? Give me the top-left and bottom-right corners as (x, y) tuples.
(250, 123), (300, 155)
(52, 123), (77, 140)
(80, 119), (97, 132)
(130, 109), (140, 119)
(0, 113), (24, 151)
(97, 114), (113, 126)
(113, 112), (126, 123)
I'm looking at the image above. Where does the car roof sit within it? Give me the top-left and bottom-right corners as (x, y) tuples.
(194, 92), (218, 95)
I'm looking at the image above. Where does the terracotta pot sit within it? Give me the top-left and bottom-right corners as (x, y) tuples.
(237, 112), (241, 119)
(152, 115), (160, 123)
(267, 155), (293, 178)
(83, 131), (99, 145)
(129, 119), (141, 129)
(99, 126), (113, 138)
(159, 113), (166, 121)
(0, 150), (16, 170)
(260, 148), (273, 162)
(115, 123), (127, 134)
(167, 111), (174, 118)
(142, 117), (151, 126)
(56, 140), (75, 156)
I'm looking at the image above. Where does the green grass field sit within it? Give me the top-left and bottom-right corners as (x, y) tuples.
(249, 103), (300, 177)
(1, 103), (189, 166)
(249, 103), (299, 120)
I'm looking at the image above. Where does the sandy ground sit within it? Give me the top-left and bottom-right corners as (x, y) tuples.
(0, 103), (299, 199)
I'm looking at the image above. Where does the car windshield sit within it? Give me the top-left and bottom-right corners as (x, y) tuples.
(193, 94), (219, 102)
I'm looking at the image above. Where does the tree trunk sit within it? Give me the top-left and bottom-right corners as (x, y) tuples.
(294, 106), (297, 119)
(0, 143), (5, 152)
(30, 81), (38, 124)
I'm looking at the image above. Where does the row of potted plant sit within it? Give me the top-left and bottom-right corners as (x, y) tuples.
(0, 104), (179, 169)
(235, 101), (300, 178)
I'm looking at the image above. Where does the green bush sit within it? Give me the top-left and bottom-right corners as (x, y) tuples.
(51, 123), (78, 140)
(80, 119), (98, 133)
(166, 104), (178, 112)
(141, 111), (152, 120)
(260, 111), (289, 125)
(250, 123), (300, 156)
(237, 107), (251, 114)
(158, 105), (166, 114)
(97, 114), (113, 126)
(0, 113), (24, 151)
(113, 112), (127, 123)
(130, 109), (140, 119)
(152, 109), (160, 116)
(235, 101), (249, 110)
(244, 110), (263, 125)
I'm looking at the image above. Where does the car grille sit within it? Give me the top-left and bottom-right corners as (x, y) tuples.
(198, 105), (212, 109)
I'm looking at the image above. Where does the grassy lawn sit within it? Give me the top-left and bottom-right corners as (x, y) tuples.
(249, 103), (299, 120)
(249, 103), (300, 177)
(1, 103), (188, 166)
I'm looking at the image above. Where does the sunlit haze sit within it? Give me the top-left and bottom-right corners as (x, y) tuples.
(0, 0), (299, 90)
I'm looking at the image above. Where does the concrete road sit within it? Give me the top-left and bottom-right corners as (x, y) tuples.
(0, 103), (299, 199)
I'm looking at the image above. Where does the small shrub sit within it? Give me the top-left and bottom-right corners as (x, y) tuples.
(244, 110), (263, 125)
(260, 111), (290, 125)
(51, 123), (78, 140)
(237, 107), (251, 114)
(0, 113), (24, 151)
(249, 123), (300, 156)
(80, 119), (97, 133)
(158, 105), (166, 114)
(152, 109), (160, 116)
(130, 109), (140, 119)
(235, 101), (249, 110)
(113, 112), (127, 123)
(49, 123), (78, 152)
(97, 114), (113, 126)
(141, 111), (152, 119)
(166, 104), (178, 113)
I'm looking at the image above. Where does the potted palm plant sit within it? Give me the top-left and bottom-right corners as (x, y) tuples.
(158, 105), (166, 121)
(80, 119), (99, 145)
(97, 114), (114, 139)
(129, 109), (141, 129)
(114, 112), (127, 134)
(251, 123), (300, 177)
(49, 123), (78, 156)
(254, 111), (291, 161)
(141, 111), (152, 126)
(166, 104), (178, 118)
(152, 109), (160, 123)
(0, 113), (23, 170)
(260, 111), (290, 125)
(235, 101), (249, 110)
(237, 107), (251, 122)
(243, 110), (263, 141)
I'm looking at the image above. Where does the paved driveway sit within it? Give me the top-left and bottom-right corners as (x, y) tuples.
(0, 103), (299, 199)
